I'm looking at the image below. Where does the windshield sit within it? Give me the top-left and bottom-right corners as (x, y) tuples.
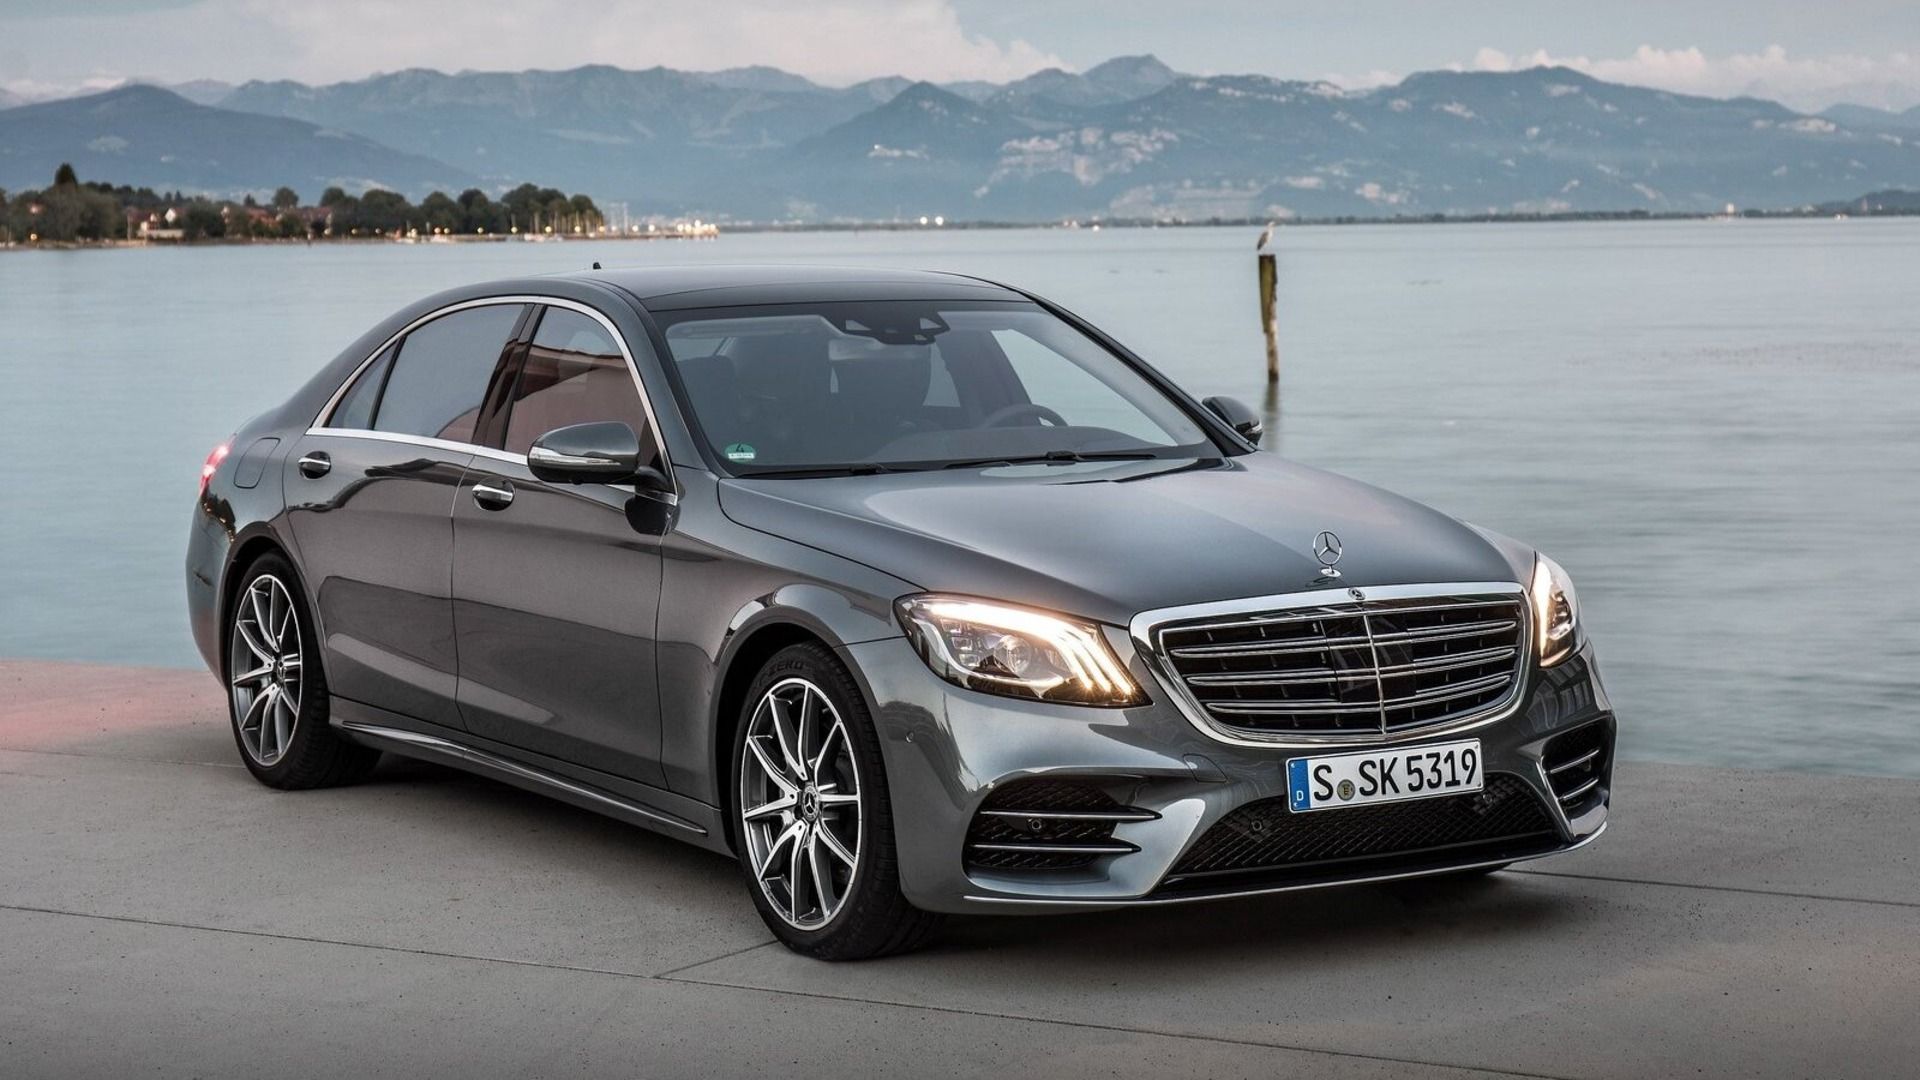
(658, 300), (1215, 474)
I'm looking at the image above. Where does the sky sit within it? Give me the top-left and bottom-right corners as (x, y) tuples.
(3, 0), (1919, 112)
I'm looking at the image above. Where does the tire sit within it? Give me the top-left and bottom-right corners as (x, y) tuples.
(731, 642), (941, 960)
(224, 553), (380, 789)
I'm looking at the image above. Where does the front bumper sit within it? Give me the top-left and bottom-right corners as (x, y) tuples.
(849, 633), (1613, 915)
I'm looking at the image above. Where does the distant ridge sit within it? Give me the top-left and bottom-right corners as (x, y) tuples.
(1819, 102), (1920, 133)
(0, 84), (474, 197)
(4, 59), (1918, 220)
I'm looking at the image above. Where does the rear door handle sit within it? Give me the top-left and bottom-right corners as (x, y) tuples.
(297, 451), (331, 478)
(472, 480), (515, 510)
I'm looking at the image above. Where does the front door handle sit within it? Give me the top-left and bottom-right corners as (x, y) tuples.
(297, 451), (331, 478)
(472, 480), (515, 510)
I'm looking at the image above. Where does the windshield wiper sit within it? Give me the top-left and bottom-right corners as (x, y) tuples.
(941, 449), (1162, 470)
(735, 462), (924, 479)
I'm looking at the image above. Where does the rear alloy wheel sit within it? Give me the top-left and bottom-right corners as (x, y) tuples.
(225, 554), (379, 789)
(733, 643), (940, 959)
(229, 573), (303, 767)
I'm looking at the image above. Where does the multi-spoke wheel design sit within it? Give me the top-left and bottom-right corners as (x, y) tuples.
(228, 573), (303, 767)
(738, 677), (864, 930)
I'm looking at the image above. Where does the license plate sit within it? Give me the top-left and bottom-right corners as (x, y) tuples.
(1287, 739), (1483, 813)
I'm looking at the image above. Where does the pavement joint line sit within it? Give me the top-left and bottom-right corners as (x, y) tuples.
(0, 745), (245, 770)
(650, 938), (779, 978)
(0, 901), (659, 983)
(0, 900), (1566, 1079)
(1511, 868), (1920, 910)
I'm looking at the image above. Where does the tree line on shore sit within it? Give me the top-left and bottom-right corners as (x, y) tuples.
(1, 164), (605, 243)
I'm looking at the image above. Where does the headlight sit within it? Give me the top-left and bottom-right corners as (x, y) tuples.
(1529, 554), (1580, 666)
(896, 595), (1145, 706)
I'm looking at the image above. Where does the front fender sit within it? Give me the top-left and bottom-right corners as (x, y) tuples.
(655, 469), (914, 803)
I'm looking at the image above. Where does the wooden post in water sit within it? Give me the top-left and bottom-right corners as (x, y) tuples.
(1256, 223), (1280, 383)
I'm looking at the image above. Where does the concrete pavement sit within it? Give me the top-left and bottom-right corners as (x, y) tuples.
(2, 658), (1916, 1079)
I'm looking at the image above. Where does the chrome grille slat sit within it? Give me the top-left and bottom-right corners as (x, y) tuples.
(1370, 620), (1518, 645)
(1167, 602), (1519, 637)
(1206, 672), (1516, 715)
(1152, 590), (1529, 741)
(1168, 634), (1373, 658)
(1182, 647), (1524, 689)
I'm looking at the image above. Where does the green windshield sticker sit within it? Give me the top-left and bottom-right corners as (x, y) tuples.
(724, 443), (757, 462)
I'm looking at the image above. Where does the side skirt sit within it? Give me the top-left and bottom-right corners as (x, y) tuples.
(330, 698), (729, 854)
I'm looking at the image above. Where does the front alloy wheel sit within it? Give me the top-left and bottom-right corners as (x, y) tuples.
(732, 643), (940, 959)
(739, 677), (863, 929)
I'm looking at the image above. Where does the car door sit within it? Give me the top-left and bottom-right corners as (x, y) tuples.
(450, 302), (670, 786)
(284, 301), (528, 729)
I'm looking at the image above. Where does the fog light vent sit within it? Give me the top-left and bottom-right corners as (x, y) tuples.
(1544, 722), (1611, 814)
(964, 778), (1156, 872)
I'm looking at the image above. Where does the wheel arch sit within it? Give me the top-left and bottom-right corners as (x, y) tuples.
(708, 600), (894, 857)
(217, 527), (309, 676)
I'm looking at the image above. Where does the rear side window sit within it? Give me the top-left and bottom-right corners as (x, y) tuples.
(327, 345), (393, 429)
(502, 308), (656, 462)
(374, 304), (524, 443)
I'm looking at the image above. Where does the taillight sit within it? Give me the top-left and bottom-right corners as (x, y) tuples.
(200, 441), (231, 497)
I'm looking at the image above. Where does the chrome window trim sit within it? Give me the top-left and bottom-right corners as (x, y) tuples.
(310, 294), (674, 482)
(299, 427), (681, 506)
(301, 427), (520, 465)
(1128, 581), (1532, 750)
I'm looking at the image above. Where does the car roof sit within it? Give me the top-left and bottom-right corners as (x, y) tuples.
(554, 264), (1030, 311)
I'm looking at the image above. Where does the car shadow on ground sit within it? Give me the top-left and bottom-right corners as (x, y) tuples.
(360, 751), (1588, 970)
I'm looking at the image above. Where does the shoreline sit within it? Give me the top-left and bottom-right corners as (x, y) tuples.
(5, 206), (1914, 252)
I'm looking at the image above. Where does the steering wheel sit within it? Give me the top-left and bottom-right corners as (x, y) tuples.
(979, 402), (1069, 428)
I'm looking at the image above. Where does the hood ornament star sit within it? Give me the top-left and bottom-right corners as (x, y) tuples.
(1312, 530), (1343, 580)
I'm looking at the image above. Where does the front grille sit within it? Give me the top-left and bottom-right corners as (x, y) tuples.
(1544, 721), (1610, 814)
(1155, 592), (1527, 739)
(964, 778), (1156, 872)
(1157, 773), (1557, 893)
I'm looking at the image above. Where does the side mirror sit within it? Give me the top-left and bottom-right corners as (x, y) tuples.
(528, 422), (650, 484)
(1202, 395), (1264, 446)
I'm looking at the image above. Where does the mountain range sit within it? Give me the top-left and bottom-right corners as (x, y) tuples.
(4, 56), (1919, 221)
(0, 84), (473, 197)
(1819, 101), (1920, 134)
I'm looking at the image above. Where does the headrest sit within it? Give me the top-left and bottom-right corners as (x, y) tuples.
(728, 332), (831, 404)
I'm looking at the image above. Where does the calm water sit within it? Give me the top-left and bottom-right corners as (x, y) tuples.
(3, 220), (1917, 777)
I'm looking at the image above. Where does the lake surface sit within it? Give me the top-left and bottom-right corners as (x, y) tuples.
(3, 219), (1917, 777)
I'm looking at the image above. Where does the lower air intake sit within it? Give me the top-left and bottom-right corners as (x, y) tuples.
(1157, 773), (1557, 894)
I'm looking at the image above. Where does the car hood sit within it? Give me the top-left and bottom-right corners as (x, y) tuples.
(717, 455), (1529, 628)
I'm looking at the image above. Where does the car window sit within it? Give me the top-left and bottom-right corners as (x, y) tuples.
(501, 308), (657, 462)
(659, 301), (1212, 471)
(328, 345), (393, 429)
(374, 304), (524, 444)
(992, 329), (1172, 444)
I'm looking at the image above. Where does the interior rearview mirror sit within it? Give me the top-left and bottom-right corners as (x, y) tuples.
(1202, 395), (1264, 446)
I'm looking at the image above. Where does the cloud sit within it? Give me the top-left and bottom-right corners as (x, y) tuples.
(1462, 45), (1920, 112)
(2, 0), (1066, 89)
